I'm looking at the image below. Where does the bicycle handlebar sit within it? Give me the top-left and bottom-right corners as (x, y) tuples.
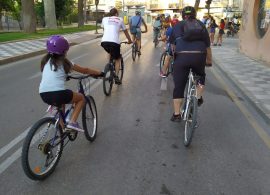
(66, 74), (99, 81)
(120, 41), (128, 44)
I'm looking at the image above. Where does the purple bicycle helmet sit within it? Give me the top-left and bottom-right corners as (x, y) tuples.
(46, 35), (69, 55)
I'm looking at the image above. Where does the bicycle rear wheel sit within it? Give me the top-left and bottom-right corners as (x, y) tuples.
(103, 63), (113, 96)
(118, 56), (124, 82)
(82, 96), (98, 142)
(184, 96), (198, 147)
(21, 117), (63, 180)
(132, 43), (137, 61)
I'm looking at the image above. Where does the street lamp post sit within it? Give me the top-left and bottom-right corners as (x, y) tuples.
(95, 0), (99, 34)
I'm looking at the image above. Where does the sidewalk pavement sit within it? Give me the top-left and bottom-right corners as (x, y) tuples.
(0, 33), (269, 123)
(212, 37), (270, 123)
(0, 30), (103, 65)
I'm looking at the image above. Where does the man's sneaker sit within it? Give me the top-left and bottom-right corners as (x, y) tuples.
(66, 122), (84, 132)
(198, 96), (204, 107)
(138, 50), (141, 56)
(114, 76), (122, 85)
(170, 113), (182, 122)
(159, 71), (167, 78)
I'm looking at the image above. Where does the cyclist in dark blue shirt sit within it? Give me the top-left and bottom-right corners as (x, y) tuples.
(168, 6), (212, 122)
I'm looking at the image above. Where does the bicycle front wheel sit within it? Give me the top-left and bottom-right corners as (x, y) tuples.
(132, 43), (137, 61)
(154, 37), (159, 48)
(184, 96), (198, 147)
(160, 52), (167, 75)
(21, 117), (63, 180)
(82, 96), (98, 142)
(103, 63), (113, 96)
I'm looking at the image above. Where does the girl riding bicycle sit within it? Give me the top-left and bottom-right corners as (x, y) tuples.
(39, 35), (104, 132)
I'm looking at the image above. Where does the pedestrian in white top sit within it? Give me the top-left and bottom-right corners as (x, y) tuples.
(101, 8), (132, 85)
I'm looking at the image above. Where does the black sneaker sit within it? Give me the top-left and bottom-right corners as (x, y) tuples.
(170, 113), (182, 122)
(198, 97), (204, 107)
(114, 76), (122, 85)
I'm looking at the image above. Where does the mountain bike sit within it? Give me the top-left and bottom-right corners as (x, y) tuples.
(131, 31), (146, 61)
(21, 74), (98, 180)
(131, 38), (140, 61)
(181, 69), (200, 147)
(159, 45), (174, 78)
(103, 41), (127, 96)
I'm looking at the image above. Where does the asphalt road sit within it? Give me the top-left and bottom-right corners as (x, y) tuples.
(0, 33), (270, 195)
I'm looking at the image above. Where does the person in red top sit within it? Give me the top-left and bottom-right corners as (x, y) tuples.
(214, 19), (225, 46)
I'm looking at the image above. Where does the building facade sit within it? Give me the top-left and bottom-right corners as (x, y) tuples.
(239, 0), (270, 63)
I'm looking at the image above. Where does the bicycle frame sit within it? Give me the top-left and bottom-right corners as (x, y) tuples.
(182, 70), (198, 121)
(45, 75), (92, 143)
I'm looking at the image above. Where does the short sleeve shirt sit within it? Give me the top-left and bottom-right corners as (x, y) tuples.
(101, 16), (126, 44)
(129, 16), (143, 27)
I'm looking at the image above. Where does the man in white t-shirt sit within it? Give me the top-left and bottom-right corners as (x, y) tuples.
(101, 8), (132, 85)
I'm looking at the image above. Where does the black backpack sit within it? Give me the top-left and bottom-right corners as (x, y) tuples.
(182, 19), (206, 41)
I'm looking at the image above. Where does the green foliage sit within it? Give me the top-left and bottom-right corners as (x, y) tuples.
(0, 0), (15, 12)
(35, 0), (45, 27)
(34, 0), (75, 26)
(69, 9), (79, 23)
(55, 0), (75, 25)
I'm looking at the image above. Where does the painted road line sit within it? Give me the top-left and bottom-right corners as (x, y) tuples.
(0, 148), (21, 175)
(28, 72), (41, 80)
(211, 68), (270, 150)
(160, 78), (168, 91)
(0, 127), (30, 158)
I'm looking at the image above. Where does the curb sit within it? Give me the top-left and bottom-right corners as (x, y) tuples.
(213, 57), (270, 125)
(0, 34), (103, 66)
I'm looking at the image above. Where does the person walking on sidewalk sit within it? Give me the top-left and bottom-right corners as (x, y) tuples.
(129, 10), (148, 55)
(39, 35), (104, 132)
(168, 6), (212, 121)
(209, 19), (218, 45)
(214, 19), (225, 46)
(101, 8), (132, 85)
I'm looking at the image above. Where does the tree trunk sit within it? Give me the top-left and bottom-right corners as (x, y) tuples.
(0, 12), (3, 30)
(44, 0), (57, 29)
(21, 0), (36, 33)
(78, 0), (84, 27)
(194, 0), (200, 11)
(84, 0), (87, 23)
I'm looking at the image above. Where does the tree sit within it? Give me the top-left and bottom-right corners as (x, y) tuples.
(44, 0), (57, 29)
(78, 0), (84, 27)
(21, 0), (36, 33)
(55, 0), (75, 25)
(0, 0), (15, 30)
(194, 0), (200, 12)
(11, 0), (23, 30)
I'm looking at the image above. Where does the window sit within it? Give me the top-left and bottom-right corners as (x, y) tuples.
(257, 0), (270, 37)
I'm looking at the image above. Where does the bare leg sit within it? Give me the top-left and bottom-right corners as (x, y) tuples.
(70, 92), (85, 123)
(115, 58), (121, 74)
(162, 55), (171, 74)
(173, 98), (184, 115)
(196, 84), (205, 98)
(137, 38), (141, 51)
